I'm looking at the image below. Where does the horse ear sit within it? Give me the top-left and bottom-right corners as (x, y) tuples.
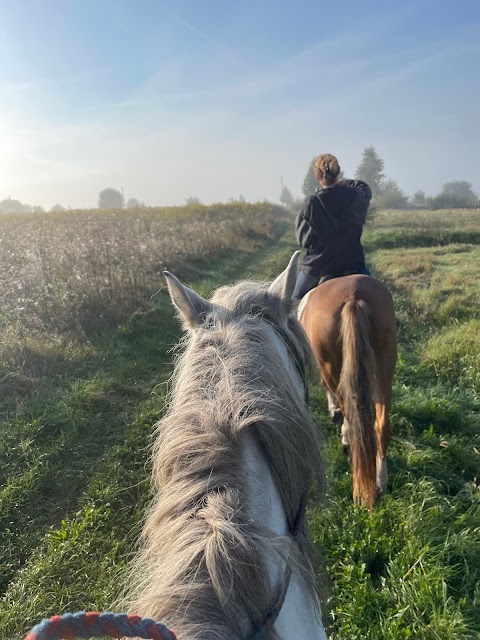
(268, 251), (300, 302)
(163, 271), (213, 330)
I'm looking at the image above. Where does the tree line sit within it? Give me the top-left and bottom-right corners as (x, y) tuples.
(0, 189), (246, 214)
(0, 189), (146, 214)
(0, 189), (253, 214)
(2, 149), (478, 214)
(280, 146), (479, 210)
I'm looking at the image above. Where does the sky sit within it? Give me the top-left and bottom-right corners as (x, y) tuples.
(1, 0), (479, 209)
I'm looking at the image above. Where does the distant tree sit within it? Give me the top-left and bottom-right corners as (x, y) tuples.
(355, 147), (385, 197)
(302, 157), (318, 196)
(442, 180), (477, 201)
(126, 197), (144, 208)
(185, 196), (201, 205)
(429, 181), (479, 209)
(98, 188), (124, 209)
(0, 198), (30, 214)
(442, 181), (478, 206)
(376, 179), (408, 209)
(411, 190), (427, 208)
(31, 205), (44, 213)
(51, 204), (66, 212)
(280, 185), (294, 208)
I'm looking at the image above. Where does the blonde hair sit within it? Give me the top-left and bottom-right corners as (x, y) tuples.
(314, 154), (340, 187)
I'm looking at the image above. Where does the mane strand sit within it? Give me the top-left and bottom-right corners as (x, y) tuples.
(122, 281), (324, 640)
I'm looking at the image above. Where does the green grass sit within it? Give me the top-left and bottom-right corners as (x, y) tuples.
(421, 320), (480, 394)
(365, 208), (480, 250)
(1, 208), (479, 639)
(0, 232), (294, 638)
(309, 210), (480, 638)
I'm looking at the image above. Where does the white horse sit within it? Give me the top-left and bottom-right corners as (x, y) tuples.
(123, 252), (327, 640)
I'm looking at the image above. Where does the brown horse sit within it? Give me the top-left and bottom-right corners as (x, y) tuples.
(299, 275), (396, 509)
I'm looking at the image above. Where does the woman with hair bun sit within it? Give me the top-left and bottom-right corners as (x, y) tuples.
(293, 153), (372, 300)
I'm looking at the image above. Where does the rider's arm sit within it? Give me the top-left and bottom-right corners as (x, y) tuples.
(339, 179), (372, 224)
(295, 197), (321, 249)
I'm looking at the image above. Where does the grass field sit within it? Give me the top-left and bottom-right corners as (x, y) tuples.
(0, 207), (479, 639)
(311, 209), (480, 638)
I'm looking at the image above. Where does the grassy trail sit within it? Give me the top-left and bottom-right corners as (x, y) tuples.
(1, 219), (479, 639)
(0, 237), (296, 638)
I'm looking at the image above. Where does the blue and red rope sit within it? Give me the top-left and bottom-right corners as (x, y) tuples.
(24, 611), (177, 640)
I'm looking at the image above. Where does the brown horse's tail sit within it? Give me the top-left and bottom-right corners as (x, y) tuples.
(338, 300), (378, 509)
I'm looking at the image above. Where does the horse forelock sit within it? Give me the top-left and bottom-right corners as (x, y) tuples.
(123, 281), (323, 639)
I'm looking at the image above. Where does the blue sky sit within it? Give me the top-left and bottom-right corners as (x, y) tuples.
(1, 0), (479, 208)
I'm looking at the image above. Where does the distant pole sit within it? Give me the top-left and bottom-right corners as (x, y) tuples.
(280, 176), (284, 191)
(121, 186), (125, 207)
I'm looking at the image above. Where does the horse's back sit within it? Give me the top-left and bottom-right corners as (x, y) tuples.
(306, 274), (392, 312)
(303, 274), (394, 323)
(301, 275), (396, 363)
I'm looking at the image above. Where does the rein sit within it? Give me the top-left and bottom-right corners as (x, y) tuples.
(249, 494), (307, 640)
(254, 310), (309, 405)
(247, 311), (310, 637)
(24, 612), (177, 640)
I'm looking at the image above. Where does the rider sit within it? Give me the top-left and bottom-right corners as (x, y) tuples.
(293, 153), (372, 300)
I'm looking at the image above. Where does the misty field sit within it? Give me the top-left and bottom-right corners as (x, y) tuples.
(0, 206), (479, 639)
(0, 202), (288, 399)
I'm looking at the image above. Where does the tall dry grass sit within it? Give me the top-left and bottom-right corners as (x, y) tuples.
(0, 203), (287, 333)
(0, 202), (289, 389)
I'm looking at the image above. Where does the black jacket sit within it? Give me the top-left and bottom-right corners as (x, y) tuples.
(295, 179), (372, 278)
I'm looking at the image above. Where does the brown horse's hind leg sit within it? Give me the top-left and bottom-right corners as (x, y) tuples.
(326, 388), (343, 425)
(374, 362), (394, 496)
(374, 343), (395, 496)
(320, 363), (346, 449)
(374, 401), (390, 495)
(319, 360), (344, 425)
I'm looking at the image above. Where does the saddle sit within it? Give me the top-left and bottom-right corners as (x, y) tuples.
(318, 268), (370, 285)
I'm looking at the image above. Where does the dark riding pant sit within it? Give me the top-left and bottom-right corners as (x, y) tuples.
(292, 271), (320, 301)
(292, 266), (371, 301)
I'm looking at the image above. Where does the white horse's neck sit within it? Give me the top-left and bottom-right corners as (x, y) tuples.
(240, 328), (327, 640)
(241, 432), (326, 639)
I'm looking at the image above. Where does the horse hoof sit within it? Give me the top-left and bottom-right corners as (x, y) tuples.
(375, 485), (389, 507)
(332, 409), (344, 426)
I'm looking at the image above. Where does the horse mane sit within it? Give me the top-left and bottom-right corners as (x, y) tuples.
(122, 281), (324, 639)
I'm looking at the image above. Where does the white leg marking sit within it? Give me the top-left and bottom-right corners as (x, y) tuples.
(376, 456), (388, 494)
(326, 390), (337, 417)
